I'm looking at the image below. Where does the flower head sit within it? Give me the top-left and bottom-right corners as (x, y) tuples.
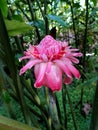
(19, 35), (82, 92)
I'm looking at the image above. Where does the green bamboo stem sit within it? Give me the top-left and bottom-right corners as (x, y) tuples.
(89, 67), (98, 130)
(69, 0), (78, 47)
(15, 2), (31, 21)
(0, 61), (16, 119)
(0, 9), (17, 80)
(82, 0), (89, 69)
(44, 0), (49, 34)
(66, 86), (78, 130)
(10, 91), (41, 118)
(0, 9), (22, 106)
(21, 77), (41, 106)
(14, 36), (24, 53)
(36, 0), (44, 18)
(17, 74), (32, 125)
(80, 0), (89, 110)
(20, 78), (51, 129)
(26, 0), (41, 43)
(0, 9), (32, 124)
(0, 77), (16, 119)
(9, 90), (42, 128)
(21, 78), (48, 116)
(36, 0), (49, 35)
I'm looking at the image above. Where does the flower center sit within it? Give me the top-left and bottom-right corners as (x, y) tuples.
(33, 45), (66, 61)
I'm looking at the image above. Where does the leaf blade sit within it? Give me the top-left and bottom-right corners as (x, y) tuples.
(46, 14), (66, 27)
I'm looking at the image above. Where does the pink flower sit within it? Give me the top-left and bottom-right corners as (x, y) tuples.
(19, 35), (82, 92)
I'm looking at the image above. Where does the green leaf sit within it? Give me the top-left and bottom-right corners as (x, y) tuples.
(0, 115), (40, 130)
(0, 0), (8, 17)
(5, 20), (33, 36)
(90, 0), (97, 6)
(46, 14), (66, 27)
(12, 14), (24, 22)
(32, 20), (45, 32)
(2, 90), (11, 104)
(77, 76), (98, 88)
(90, 7), (98, 16)
(89, 80), (98, 130)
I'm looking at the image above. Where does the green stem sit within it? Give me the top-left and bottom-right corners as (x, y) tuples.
(36, 0), (44, 19)
(15, 2), (31, 21)
(0, 9), (17, 80)
(26, 0), (41, 43)
(17, 74), (32, 125)
(21, 78), (51, 129)
(70, 0), (78, 47)
(89, 67), (98, 130)
(82, 0), (89, 70)
(44, 0), (49, 34)
(66, 86), (78, 130)
(48, 89), (61, 130)
(80, 0), (89, 111)
(14, 36), (24, 53)
(44, 88), (52, 130)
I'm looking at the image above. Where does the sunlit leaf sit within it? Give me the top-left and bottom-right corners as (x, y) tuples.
(0, 115), (40, 130)
(0, 0), (8, 17)
(5, 20), (33, 36)
(90, 0), (97, 6)
(12, 14), (24, 22)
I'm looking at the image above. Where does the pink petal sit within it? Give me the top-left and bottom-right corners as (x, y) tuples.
(67, 64), (80, 79)
(46, 62), (52, 73)
(34, 63), (47, 88)
(19, 56), (32, 61)
(64, 76), (73, 84)
(72, 52), (83, 57)
(70, 57), (79, 64)
(54, 60), (72, 78)
(19, 59), (42, 75)
(44, 64), (62, 92)
(65, 55), (79, 64)
(63, 56), (79, 64)
(70, 49), (79, 51)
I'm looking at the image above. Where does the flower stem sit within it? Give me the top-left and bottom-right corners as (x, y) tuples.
(48, 89), (61, 130)
(44, 88), (52, 130)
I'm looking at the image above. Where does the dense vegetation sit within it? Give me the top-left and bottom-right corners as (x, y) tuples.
(0, 0), (98, 130)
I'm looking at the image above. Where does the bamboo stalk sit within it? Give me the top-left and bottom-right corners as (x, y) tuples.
(69, 0), (78, 47)
(89, 66), (98, 130)
(26, 0), (41, 43)
(44, 0), (49, 34)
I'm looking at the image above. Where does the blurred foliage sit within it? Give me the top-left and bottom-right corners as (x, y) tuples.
(0, 0), (98, 130)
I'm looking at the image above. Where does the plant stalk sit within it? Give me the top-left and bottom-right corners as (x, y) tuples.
(70, 0), (78, 47)
(26, 0), (41, 43)
(48, 89), (61, 130)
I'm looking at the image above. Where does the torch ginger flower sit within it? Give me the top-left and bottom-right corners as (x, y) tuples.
(19, 35), (82, 92)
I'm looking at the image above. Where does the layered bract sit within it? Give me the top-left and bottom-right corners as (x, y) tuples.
(19, 35), (82, 92)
